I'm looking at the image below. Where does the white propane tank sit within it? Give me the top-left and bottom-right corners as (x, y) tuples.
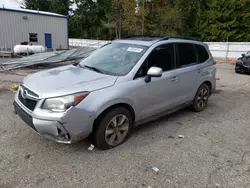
(14, 45), (46, 54)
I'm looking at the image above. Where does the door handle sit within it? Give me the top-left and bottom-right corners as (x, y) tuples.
(171, 76), (179, 82)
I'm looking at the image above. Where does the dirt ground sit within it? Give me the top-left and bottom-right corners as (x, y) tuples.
(0, 60), (250, 188)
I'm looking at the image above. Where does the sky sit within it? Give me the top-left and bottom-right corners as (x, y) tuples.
(0, 0), (22, 8)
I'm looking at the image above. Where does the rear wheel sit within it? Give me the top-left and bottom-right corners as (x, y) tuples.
(192, 84), (210, 112)
(93, 107), (133, 150)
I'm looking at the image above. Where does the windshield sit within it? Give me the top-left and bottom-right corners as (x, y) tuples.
(79, 43), (148, 76)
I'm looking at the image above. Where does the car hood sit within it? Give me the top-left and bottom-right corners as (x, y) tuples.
(242, 57), (250, 61)
(23, 65), (118, 99)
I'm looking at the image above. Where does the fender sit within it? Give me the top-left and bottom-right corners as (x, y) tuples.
(94, 97), (137, 120)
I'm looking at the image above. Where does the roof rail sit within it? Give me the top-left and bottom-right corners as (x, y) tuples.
(119, 35), (201, 43)
(121, 35), (163, 39)
(160, 36), (201, 41)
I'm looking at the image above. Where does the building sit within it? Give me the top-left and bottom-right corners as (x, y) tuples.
(0, 8), (68, 51)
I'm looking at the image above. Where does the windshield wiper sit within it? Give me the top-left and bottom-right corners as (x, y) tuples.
(81, 65), (107, 74)
(72, 59), (80, 66)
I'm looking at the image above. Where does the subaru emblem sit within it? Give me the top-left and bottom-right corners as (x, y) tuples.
(21, 89), (28, 99)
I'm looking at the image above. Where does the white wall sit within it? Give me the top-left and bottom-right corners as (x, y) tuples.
(69, 39), (250, 59)
(206, 42), (250, 59)
(69, 38), (110, 48)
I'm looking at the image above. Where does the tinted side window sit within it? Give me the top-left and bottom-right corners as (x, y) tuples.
(195, 44), (209, 63)
(177, 43), (197, 68)
(135, 44), (175, 78)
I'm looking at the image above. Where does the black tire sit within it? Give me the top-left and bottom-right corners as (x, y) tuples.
(235, 67), (241, 74)
(93, 107), (133, 150)
(192, 83), (210, 112)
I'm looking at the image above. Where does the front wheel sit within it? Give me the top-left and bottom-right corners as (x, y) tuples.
(93, 107), (133, 150)
(235, 67), (241, 74)
(192, 84), (210, 112)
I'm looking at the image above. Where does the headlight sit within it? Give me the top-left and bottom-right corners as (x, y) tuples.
(42, 92), (89, 112)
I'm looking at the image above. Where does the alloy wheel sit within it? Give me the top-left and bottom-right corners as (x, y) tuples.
(105, 114), (129, 146)
(197, 87), (209, 108)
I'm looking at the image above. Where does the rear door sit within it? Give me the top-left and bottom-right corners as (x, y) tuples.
(175, 43), (200, 103)
(194, 43), (214, 88)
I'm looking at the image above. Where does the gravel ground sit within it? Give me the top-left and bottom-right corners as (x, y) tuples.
(1, 63), (250, 188)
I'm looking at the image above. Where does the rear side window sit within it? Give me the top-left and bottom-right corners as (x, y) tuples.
(195, 44), (209, 63)
(176, 43), (197, 68)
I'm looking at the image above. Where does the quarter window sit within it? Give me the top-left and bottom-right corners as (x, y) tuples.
(177, 43), (197, 68)
(195, 44), (209, 63)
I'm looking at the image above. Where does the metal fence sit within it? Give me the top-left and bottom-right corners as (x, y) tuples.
(69, 39), (250, 59)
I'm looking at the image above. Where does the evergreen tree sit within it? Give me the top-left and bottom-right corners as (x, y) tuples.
(22, 0), (52, 11)
(199, 0), (250, 41)
(145, 0), (183, 36)
(50, 0), (73, 15)
(21, 0), (250, 41)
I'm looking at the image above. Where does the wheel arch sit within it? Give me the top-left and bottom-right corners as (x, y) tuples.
(193, 80), (213, 100)
(202, 81), (212, 92)
(93, 103), (136, 132)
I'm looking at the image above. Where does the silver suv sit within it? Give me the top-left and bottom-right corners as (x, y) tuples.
(14, 37), (216, 150)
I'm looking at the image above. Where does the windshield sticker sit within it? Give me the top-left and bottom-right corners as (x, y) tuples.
(127, 47), (143, 53)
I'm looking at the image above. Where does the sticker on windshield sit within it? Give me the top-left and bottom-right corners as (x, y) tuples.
(127, 47), (143, 53)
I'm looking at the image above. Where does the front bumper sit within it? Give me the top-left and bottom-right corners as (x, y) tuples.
(235, 62), (250, 73)
(14, 95), (95, 144)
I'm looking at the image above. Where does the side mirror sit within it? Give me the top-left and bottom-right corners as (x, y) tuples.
(145, 67), (163, 83)
(242, 54), (246, 57)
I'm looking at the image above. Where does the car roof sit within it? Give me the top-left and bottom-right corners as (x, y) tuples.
(113, 36), (202, 47)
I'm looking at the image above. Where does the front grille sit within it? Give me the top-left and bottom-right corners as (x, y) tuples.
(14, 102), (37, 131)
(18, 91), (38, 111)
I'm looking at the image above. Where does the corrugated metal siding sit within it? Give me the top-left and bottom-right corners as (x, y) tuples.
(0, 10), (68, 50)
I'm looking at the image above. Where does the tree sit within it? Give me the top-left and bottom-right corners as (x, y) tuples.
(198, 0), (250, 42)
(50, 0), (73, 15)
(237, 0), (250, 41)
(22, 0), (52, 11)
(175, 0), (202, 37)
(122, 0), (151, 36)
(145, 0), (183, 36)
(101, 0), (123, 39)
(122, 0), (140, 36)
(22, 0), (72, 16)
(22, 0), (250, 41)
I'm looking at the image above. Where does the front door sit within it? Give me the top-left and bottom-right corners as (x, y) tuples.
(45, 33), (52, 49)
(133, 44), (181, 120)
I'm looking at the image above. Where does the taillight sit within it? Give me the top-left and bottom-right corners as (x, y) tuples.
(213, 61), (217, 68)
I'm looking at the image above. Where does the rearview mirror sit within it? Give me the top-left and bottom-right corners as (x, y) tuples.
(145, 67), (163, 83)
